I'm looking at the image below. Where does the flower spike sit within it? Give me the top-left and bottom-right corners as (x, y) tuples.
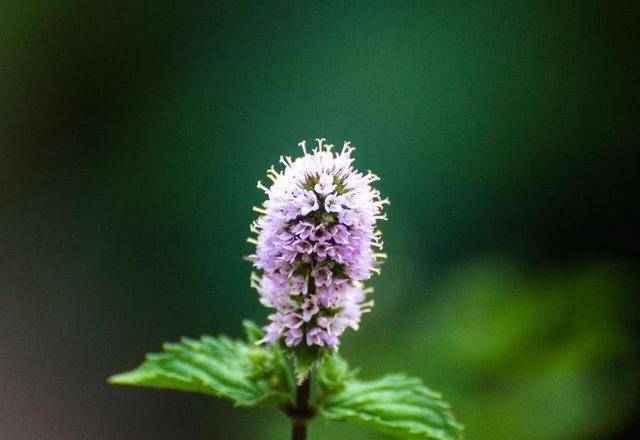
(248, 140), (387, 349)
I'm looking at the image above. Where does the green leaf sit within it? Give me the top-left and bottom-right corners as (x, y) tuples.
(292, 343), (324, 384)
(242, 319), (264, 344)
(315, 355), (464, 440)
(108, 322), (295, 408)
(314, 352), (354, 392)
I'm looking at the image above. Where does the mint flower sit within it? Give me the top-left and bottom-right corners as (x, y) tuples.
(110, 138), (463, 440)
(248, 139), (389, 349)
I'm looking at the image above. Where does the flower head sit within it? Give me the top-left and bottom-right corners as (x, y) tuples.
(248, 139), (388, 349)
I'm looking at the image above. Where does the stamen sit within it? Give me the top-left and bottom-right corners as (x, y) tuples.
(252, 206), (268, 215)
(298, 140), (307, 155)
(256, 181), (270, 193)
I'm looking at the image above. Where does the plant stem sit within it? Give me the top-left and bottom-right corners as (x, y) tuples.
(289, 276), (317, 440)
(291, 420), (307, 440)
(290, 377), (312, 440)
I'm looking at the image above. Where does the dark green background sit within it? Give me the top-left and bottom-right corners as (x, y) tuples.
(2, 1), (639, 439)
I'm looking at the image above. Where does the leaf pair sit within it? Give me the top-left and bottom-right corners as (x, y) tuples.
(108, 322), (463, 439)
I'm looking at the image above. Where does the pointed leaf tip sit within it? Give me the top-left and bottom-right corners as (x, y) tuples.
(315, 354), (464, 440)
(292, 344), (324, 384)
(107, 321), (295, 408)
(242, 320), (264, 344)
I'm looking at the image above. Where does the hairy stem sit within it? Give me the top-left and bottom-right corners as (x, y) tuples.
(289, 377), (313, 440)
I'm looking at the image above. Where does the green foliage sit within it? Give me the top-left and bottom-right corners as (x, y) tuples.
(109, 323), (463, 439)
(108, 320), (295, 408)
(394, 261), (639, 440)
(314, 355), (464, 440)
(292, 343), (325, 385)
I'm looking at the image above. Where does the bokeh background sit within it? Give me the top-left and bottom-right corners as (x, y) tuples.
(2, 1), (639, 439)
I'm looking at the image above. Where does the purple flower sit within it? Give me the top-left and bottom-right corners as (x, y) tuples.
(331, 224), (350, 244)
(310, 224), (332, 242)
(306, 327), (326, 346)
(284, 328), (303, 347)
(289, 275), (308, 295)
(313, 242), (335, 261)
(314, 173), (337, 195)
(282, 312), (304, 329)
(297, 190), (319, 216)
(291, 221), (315, 239)
(338, 209), (359, 227)
(249, 139), (388, 349)
(294, 239), (314, 254)
(311, 265), (333, 287)
(301, 298), (319, 322)
(324, 194), (345, 213)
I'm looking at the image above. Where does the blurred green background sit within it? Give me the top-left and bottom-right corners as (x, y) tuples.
(1, 1), (639, 439)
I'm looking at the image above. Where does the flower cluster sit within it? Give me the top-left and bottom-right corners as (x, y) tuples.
(248, 139), (388, 349)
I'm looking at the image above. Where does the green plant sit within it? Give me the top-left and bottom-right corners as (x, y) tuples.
(109, 140), (463, 439)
